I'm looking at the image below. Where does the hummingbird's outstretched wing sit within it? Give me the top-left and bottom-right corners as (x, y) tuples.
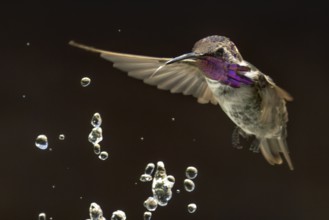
(69, 41), (218, 105)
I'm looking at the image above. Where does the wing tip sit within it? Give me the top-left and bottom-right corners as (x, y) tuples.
(68, 40), (103, 54)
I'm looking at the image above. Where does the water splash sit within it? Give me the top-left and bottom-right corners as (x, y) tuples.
(88, 127), (103, 145)
(143, 197), (158, 211)
(89, 202), (106, 220)
(185, 166), (198, 179)
(38, 213), (46, 220)
(143, 211), (152, 220)
(35, 134), (48, 150)
(98, 151), (108, 160)
(151, 161), (175, 206)
(187, 203), (197, 213)
(184, 179), (195, 192)
(111, 210), (126, 220)
(91, 113), (102, 128)
(81, 77), (91, 87)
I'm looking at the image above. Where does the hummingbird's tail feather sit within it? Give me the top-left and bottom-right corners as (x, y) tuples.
(277, 138), (294, 170)
(259, 138), (283, 166)
(259, 138), (294, 170)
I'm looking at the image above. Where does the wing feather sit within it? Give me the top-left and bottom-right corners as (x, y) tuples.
(69, 41), (218, 105)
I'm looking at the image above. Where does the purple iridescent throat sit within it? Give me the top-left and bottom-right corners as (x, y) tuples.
(198, 57), (253, 88)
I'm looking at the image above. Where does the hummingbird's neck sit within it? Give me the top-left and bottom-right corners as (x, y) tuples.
(198, 57), (253, 88)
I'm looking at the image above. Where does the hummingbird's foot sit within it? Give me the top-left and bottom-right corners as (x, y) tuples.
(249, 139), (260, 153)
(232, 126), (244, 149)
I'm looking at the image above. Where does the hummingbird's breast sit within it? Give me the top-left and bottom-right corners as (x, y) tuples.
(205, 78), (281, 138)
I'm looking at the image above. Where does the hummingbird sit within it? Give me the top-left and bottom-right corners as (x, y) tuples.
(69, 35), (294, 170)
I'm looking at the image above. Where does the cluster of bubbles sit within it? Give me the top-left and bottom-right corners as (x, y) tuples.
(88, 113), (108, 160)
(140, 161), (175, 219)
(184, 166), (198, 213)
(87, 202), (126, 220)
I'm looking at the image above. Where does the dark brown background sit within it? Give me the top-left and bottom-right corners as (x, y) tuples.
(0, 2), (328, 220)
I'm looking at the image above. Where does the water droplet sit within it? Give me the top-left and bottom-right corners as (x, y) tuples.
(118, 29), (122, 32)
(89, 202), (105, 220)
(184, 179), (195, 192)
(93, 144), (101, 155)
(143, 211), (152, 220)
(22, 94), (26, 98)
(176, 189), (180, 193)
(88, 127), (103, 145)
(38, 213), (46, 220)
(166, 175), (175, 185)
(144, 163), (155, 175)
(49, 217), (53, 220)
(26, 42), (30, 46)
(52, 185), (56, 189)
(35, 134), (48, 150)
(59, 134), (65, 140)
(187, 203), (197, 213)
(98, 151), (108, 160)
(80, 196), (83, 199)
(171, 117), (175, 121)
(81, 77), (91, 87)
(185, 166), (198, 179)
(91, 113), (102, 127)
(140, 137), (144, 141)
(143, 197), (158, 211)
(111, 210), (126, 220)
(140, 174), (152, 182)
(152, 161), (174, 206)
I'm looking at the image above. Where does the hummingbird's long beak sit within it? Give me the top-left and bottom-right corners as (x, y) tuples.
(165, 52), (200, 65)
(150, 52), (201, 78)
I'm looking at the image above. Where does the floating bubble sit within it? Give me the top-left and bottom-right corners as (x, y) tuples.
(89, 202), (105, 220)
(143, 211), (152, 220)
(35, 134), (48, 150)
(111, 210), (126, 220)
(81, 77), (91, 87)
(38, 213), (46, 220)
(185, 166), (198, 179)
(140, 174), (152, 182)
(91, 113), (102, 128)
(144, 197), (158, 211)
(59, 134), (65, 140)
(187, 203), (197, 213)
(93, 144), (101, 155)
(184, 179), (195, 192)
(152, 161), (174, 206)
(144, 163), (155, 175)
(98, 151), (108, 160)
(88, 127), (103, 145)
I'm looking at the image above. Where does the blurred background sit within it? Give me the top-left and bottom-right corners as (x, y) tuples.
(0, 2), (328, 220)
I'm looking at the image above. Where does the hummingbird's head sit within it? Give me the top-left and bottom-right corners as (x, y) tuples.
(164, 35), (252, 87)
(192, 35), (243, 63)
(165, 35), (243, 65)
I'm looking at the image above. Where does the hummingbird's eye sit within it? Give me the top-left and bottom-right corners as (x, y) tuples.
(214, 48), (224, 57)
